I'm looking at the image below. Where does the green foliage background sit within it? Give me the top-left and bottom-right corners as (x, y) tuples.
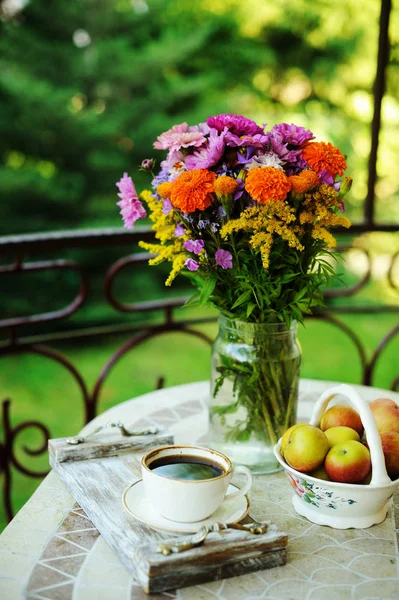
(1, 0), (398, 235)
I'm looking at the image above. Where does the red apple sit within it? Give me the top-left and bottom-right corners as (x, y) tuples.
(380, 431), (399, 479)
(324, 440), (371, 484)
(369, 398), (399, 434)
(320, 404), (364, 437)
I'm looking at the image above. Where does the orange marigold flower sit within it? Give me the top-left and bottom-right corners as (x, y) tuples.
(214, 175), (239, 196)
(288, 170), (320, 194)
(302, 142), (347, 177)
(170, 169), (216, 213)
(157, 182), (172, 199)
(245, 167), (290, 204)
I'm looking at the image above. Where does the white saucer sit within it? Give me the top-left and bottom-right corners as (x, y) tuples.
(122, 479), (250, 533)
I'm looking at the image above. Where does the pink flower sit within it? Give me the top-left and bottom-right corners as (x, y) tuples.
(162, 199), (173, 215)
(287, 473), (305, 498)
(161, 149), (185, 170)
(215, 249), (233, 269)
(116, 173), (146, 228)
(185, 258), (199, 271)
(225, 132), (269, 148)
(184, 239), (204, 254)
(174, 224), (185, 237)
(154, 123), (206, 153)
(186, 128), (226, 170)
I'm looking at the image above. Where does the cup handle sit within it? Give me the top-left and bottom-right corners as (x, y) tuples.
(225, 465), (253, 500)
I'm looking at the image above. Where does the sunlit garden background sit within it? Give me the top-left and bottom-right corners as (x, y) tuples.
(0, 0), (398, 529)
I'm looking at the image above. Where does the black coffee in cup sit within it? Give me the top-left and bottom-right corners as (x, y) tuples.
(149, 454), (224, 480)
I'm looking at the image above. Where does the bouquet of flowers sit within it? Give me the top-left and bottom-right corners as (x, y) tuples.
(116, 114), (352, 470)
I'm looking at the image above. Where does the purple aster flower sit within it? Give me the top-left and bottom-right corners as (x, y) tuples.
(174, 223), (186, 237)
(317, 169), (335, 185)
(184, 239), (204, 254)
(210, 223), (219, 233)
(215, 249), (233, 270)
(116, 173), (146, 228)
(233, 178), (245, 201)
(236, 146), (258, 165)
(198, 219), (210, 229)
(151, 168), (170, 189)
(270, 123), (314, 146)
(267, 124), (314, 172)
(207, 114), (264, 137)
(225, 132), (269, 148)
(284, 155), (308, 176)
(268, 131), (303, 163)
(185, 258), (199, 271)
(162, 198), (173, 215)
(185, 128), (226, 170)
(218, 206), (227, 218)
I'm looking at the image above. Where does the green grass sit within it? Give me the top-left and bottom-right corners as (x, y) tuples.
(0, 310), (398, 531)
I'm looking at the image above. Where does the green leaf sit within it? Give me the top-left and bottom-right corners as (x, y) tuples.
(199, 276), (217, 305)
(231, 289), (252, 310)
(246, 302), (257, 319)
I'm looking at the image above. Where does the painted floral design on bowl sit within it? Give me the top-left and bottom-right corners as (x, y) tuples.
(286, 473), (357, 510)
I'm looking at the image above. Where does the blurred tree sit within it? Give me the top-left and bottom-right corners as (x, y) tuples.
(2, 0), (396, 236)
(0, 0), (266, 233)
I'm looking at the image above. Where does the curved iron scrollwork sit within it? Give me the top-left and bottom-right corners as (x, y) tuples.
(0, 236), (398, 523)
(1, 398), (51, 523)
(0, 257), (88, 331)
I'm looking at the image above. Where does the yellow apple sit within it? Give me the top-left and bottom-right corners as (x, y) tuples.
(324, 426), (360, 448)
(284, 425), (330, 473)
(281, 423), (306, 455)
(324, 440), (371, 484)
(320, 404), (363, 437)
(369, 398), (399, 434)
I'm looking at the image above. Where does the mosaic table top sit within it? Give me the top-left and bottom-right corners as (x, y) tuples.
(1, 379), (399, 600)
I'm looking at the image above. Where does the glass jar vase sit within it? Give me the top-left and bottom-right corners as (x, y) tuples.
(208, 315), (301, 474)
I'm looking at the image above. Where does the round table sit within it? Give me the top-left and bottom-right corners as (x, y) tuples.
(1, 379), (399, 600)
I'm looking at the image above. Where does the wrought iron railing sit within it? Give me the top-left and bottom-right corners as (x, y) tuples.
(0, 0), (397, 524)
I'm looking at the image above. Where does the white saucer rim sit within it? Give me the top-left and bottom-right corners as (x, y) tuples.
(122, 479), (250, 533)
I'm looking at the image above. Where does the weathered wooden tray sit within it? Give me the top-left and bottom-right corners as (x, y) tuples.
(49, 432), (288, 594)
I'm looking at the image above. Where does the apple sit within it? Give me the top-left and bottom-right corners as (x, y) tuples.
(324, 426), (360, 448)
(309, 465), (330, 481)
(361, 472), (372, 485)
(324, 440), (371, 484)
(380, 431), (399, 479)
(284, 425), (330, 473)
(320, 404), (363, 437)
(281, 423), (306, 455)
(369, 398), (399, 434)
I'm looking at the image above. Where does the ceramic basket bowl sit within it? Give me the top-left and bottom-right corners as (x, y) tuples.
(274, 384), (399, 529)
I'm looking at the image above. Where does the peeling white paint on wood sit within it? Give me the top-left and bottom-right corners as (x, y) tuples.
(50, 444), (288, 594)
(49, 429), (173, 463)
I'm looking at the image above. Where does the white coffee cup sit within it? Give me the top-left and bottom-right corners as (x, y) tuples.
(141, 444), (253, 522)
